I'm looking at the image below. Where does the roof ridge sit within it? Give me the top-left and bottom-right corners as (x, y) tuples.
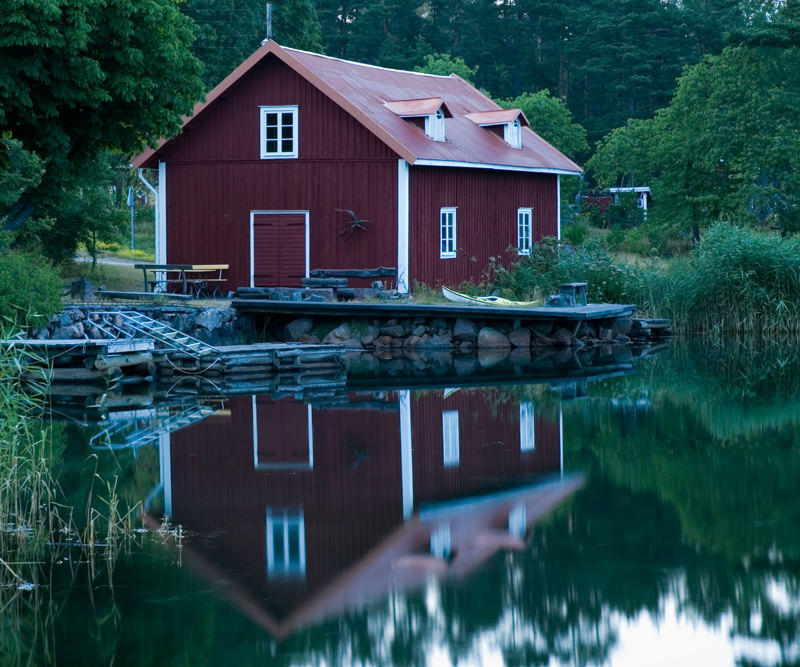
(282, 46), (458, 80)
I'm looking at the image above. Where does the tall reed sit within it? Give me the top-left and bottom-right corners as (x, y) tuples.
(488, 223), (800, 335)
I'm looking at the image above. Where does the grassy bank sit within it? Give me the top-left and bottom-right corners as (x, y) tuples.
(484, 223), (800, 335)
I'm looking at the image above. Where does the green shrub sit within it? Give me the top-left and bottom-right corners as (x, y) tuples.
(0, 250), (62, 327)
(561, 221), (588, 246)
(620, 228), (654, 255)
(486, 222), (800, 334)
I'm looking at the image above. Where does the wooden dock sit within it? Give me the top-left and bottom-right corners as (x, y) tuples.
(232, 296), (637, 322)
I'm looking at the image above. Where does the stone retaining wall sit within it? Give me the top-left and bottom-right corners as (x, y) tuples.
(34, 305), (638, 350)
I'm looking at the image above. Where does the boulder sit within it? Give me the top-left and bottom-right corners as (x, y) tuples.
(322, 323), (353, 344)
(284, 317), (313, 342)
(611, 316), (633, 336)
(453, 318), (478, 342)
(195, 306), (235, 331)
(380, 324), (406, 338)
(552, 327), (574, 346)
(477, 327), (511, 349)
(508, 326), (531, 348)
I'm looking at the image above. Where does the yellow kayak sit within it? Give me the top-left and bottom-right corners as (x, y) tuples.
(441, 286), (542, 307)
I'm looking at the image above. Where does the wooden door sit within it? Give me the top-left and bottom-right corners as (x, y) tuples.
(254, 397), (312, 469)
(252, 212), (307, 287)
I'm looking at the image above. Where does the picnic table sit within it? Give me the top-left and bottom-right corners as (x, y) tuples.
(133, 263), (229, 297)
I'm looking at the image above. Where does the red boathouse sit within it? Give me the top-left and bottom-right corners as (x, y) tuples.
(133, 41), (581, 292)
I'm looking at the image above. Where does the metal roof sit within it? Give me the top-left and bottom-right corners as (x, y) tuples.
(133, 41), (582, 175)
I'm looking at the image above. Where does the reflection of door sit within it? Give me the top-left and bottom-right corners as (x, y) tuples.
(253, 397), (313, 469)
(251, 211), (308, 287)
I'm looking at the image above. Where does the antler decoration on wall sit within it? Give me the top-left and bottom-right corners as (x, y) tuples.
(335, 209), (370, 239)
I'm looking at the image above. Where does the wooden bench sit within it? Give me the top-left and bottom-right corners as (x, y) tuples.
(134, 263), (229, 297)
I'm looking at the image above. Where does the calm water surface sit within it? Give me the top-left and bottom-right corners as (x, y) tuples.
(15, 340), (800, 665)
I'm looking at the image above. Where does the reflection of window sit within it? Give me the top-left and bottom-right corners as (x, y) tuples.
(519, 402), (535, 452)
(266, 508), (306, 578)
(430, 524), (451, 559)
(517, 208), (532, 255)
(509, 504), (527, 538)
(259, 106), (298, 158)
(442, 410), (460, 466)
(440, 207), (456, 258)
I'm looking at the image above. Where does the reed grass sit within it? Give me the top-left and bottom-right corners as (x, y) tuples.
(487, 223), (800, 335)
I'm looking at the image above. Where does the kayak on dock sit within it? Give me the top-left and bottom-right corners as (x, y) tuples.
(441, 286), (542, 307)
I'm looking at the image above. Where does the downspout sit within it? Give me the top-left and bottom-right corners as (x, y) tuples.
(137, 165), (167, 264)
(556, 174), (562, 240)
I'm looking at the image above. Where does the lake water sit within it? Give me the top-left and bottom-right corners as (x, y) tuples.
(10, 339), (800, 665)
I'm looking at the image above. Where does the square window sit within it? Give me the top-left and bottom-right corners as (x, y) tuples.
(440, 207), (456, 259)
(260, 106), (298, 159)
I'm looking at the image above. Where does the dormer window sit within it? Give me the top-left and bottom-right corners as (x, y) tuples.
(385, 98), (451, 142)
(425, 108), (446, 142)
(466, 109), (528, 148)
(505, 119), (522, 148)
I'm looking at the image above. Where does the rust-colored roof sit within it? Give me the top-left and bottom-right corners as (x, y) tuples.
(384, 97), (448, 117)
(465, 109), (529, 127)
(133, 41), (581, 174)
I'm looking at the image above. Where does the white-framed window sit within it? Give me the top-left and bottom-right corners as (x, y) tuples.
(440, 207), (456, 258)
(504, 119), (522, 148)
(519, 401), (535, 452)
(425, 108), (446, 142)
(517, 207), (532, 256)
(259, 105), (298, 158)
(266, 507), (306, 578)
(442, 410), (460, 466)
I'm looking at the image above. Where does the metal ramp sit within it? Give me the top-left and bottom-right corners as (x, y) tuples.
(92, 311), (219, 360)
(89, 402), (219, 452)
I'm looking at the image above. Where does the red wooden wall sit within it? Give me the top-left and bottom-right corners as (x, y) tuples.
(161, 55), (399, 290)
(411, 389), (561, 505)
(169, 395), (404, 619)
(408, 166), (559, 286)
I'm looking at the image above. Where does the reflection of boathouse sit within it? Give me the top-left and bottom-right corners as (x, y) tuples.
(157, 389), (580, 637)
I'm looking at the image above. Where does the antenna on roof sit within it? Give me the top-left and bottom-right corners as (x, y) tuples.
(261, 3), (273, 45)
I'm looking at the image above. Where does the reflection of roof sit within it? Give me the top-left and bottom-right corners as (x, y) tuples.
(133, 41), (581, 175)
(153, 474), (583, 640)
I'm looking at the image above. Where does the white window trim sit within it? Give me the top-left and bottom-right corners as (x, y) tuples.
(440, 207), (457, 259)
(520, 401), (536, 452)
(504, 119), (522, 148)
(252, 396), (314, 470)
(259, 105), (298, 159)
(442, 410), (460, 466)
(425, 109), (446, 142)
(517, 207), (532, 256)
(266, 507), (306, 578)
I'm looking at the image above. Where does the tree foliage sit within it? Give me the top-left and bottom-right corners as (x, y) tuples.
(589, 39), (800, 235)
(497, 90), (588, 160)
(414, 53), (478, 84)
(183, 0), (322, 89)
(0, 0), (205, 259)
